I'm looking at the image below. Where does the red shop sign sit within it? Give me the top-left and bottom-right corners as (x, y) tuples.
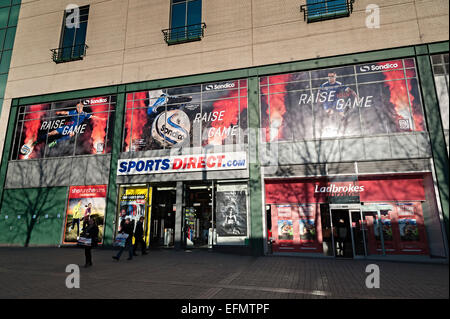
(265, 176), (425, 204)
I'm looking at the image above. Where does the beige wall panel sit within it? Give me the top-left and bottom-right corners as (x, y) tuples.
(253, 0), (302, 28)
(8, 49), (125, 84)
(10, 12), (62, 67)
(253, 20), (421, 66)
(204, 0), (252, 31)
(6, 65), (123, 99)
(0, 99), (12, 157)
(252, 1), (423, 65)
(126, 0), (168, 49)
(415, 0), (449, 43)
(122, 45), (253, 84)
(124, 28), (252, 65)
(19, 0), (108, 19)
(85, 0), (128, 55)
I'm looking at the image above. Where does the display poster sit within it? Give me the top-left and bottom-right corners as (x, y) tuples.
(271, 203), (321, 253)
(278, 220), (294, 240)
(185, 207), (196, 246)
(276, 205), (292, 218)
(12, 96), (116, 160)
(63, 185), (107, 245)
(396, 202), (427, 253)
(299, 220), (316, 242)
(123, 80), (248, 152)
(145, 187), (153, 245)
(260, 59), (425, 142)
(118, 186), (148, 234)
(215, 184), (248, 237)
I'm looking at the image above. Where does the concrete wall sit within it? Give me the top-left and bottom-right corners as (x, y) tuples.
(260, 132), (432, 166)
(0, 0), (448, 156)
(4, 154), (110, 188)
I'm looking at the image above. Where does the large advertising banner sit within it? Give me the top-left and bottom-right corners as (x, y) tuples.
(123, 80), (248, 152)
(118, 186), (148, 234)
(12, 96), (116, 160)
(216, 184), (248, 237)
(62, 185), (107, 245)
(260, 59), (425, 142)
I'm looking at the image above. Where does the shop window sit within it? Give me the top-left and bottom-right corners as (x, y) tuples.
(260, 58), (426, 143)
(11, 95), (116, 160)
(301, 0), (354, 23)
(431, 53), (449, 154)
(123, 80), (248, 152)
(52, 5), (89, 63)
(163, 0), (205, 45)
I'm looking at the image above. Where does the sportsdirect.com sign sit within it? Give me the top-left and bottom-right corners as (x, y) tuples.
(117, 152), (247, 175)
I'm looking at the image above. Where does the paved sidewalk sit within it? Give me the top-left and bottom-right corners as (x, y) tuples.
(0, 247), (448, 299)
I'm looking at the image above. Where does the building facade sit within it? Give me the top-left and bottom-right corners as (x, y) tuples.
(0, 0), (448, 261)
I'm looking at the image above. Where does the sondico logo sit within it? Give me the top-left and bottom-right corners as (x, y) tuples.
(83, 98), (108, 105)
(205, 83), (236, 91)
(359, 63), (399, 73)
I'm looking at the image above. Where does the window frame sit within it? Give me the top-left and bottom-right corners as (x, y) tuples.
(55, 5), (90, 63)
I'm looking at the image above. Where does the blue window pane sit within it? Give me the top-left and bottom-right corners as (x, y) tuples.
(327, 0), (348, 14)
(74, 22), (87, 45)
(171, 2), (186, 29)
(307, 0), (348, 19)
(61, 26), (75, 60)
(307, 0), (326, 17)
(187, 0), (201, 38)
(187, 0), (201, 25)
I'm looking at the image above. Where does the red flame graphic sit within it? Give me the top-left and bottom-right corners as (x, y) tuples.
(206, 86), (248, 145)
(20, 104), (49, 160)
(382, 61), (423, 131)
(89, 97), (110, 154)
(261, 74), (291, 142)
(124, 92), (148, 151)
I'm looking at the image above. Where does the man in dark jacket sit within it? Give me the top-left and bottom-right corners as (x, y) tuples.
(84, 217), (99, 267)
(112, 217), (134, 261)
(133, 216), (148, 256)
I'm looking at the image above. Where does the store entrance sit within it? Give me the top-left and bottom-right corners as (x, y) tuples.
(149, 185), (176, 248)
(331, 209), (353, 258)
(327, 205), (366, 258)
(183, 182), (215, 249)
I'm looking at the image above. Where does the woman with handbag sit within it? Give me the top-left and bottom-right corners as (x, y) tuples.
(84, 217), (99, 267)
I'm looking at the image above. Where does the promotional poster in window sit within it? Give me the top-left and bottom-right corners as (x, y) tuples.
(118, 187), (149, 234)
(123, 80), (248, 152)
(260, 59), (425, 142)
(62, 185), (107, 245)
(215, 185), (248, 237)
(12, 96), (116, 160)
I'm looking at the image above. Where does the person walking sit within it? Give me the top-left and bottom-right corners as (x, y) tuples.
(83, 217), (99, 268)
(113, 217), (134, 261)
(133, 216), (148, 256)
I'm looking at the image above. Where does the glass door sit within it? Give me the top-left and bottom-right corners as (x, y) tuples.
(330, 209), (354, 258)
(361, 204), (394, 255)
(349, 210), (366, 256)
(183, 181), (215, 249)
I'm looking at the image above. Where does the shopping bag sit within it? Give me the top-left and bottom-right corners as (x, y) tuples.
(114, 233), (129, 247)
(77, 237), (92, 246)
